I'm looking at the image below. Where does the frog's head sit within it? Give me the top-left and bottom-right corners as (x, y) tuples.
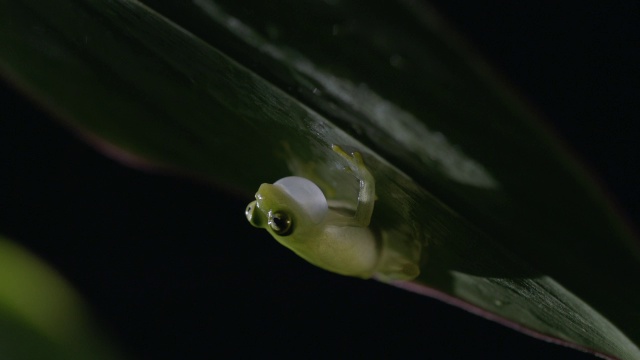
(245, 176), (328, 238)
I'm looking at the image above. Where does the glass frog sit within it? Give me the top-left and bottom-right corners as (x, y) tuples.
(245, 145), (421, 281)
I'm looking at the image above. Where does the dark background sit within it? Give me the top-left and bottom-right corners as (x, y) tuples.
(1, 2), (638, 359)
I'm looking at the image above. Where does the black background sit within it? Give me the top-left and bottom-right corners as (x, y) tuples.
(1, 2), (638, 359)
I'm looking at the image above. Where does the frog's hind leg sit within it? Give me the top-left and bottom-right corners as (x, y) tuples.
(374, 227), (423, 282)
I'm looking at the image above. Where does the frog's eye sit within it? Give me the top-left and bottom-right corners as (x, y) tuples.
(269, 211), (293, 236)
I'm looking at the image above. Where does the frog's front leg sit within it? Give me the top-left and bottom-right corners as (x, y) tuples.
(332, 145), (375, 227)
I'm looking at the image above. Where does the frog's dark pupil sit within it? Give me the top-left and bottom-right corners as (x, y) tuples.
(273, 216), (284, 229)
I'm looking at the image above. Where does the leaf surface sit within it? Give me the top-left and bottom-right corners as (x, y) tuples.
(1, 1), (638, 358)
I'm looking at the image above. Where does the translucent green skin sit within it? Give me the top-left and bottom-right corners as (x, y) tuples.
(245, 145), (380, 278)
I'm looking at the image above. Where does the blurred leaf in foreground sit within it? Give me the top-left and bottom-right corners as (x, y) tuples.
(0, 235), (121, 360)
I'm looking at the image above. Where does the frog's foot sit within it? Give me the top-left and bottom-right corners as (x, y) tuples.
(373, 226), (423, 282)
(332, 144), (367, 176)
(374, 248), (421, 282)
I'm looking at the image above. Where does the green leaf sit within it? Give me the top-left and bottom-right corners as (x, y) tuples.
(1, 1), (638, 359)
(0, 235), (121, 360)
